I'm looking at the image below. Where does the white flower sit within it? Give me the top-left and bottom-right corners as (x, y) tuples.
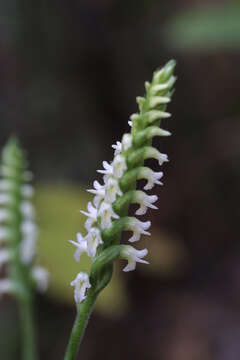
(69, 233), (88, 262)
(112, 155), (127, 178)
(21, 221), (38, 238)
(0, 228), (11, 243)
(0, 179), (15, 192)
(104, 178), (122, 203)
(21, 185), (34, 198)
(128, 120), (133, 127)
(120, 245), (149, 272)
(0, 166), (17, 178)
(122, 134), (132, 151)
(0, 249), (11, 269)
(134, 192), (158, 216)
(87, 180), (105, 207)
(71, 272), (91, 303)
(127, 218), (151, 242)
(139, 168), (163, 190)
(0, 209), (11, 222)
(97, 161), (113, 178)
(0, 279), (14, 297)
(85, 227), (103, 258)
(20, 201), (35, 219)
(32, 266), (49, 292)
(156, 152), (168, 166)
(112, 141), (122, 155)
(0, 193), (13, 205)
(98, 202), (119, 229)
(20, 236), (37, 264)
(144, 171), (163, 190)
(81, 202), (98, 231)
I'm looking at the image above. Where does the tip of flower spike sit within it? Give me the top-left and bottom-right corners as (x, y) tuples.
(165, 59), (177, 73)
(154, 59), (177, 83)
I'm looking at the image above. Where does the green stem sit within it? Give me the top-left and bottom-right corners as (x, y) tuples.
(64, 289), (98, 360)
(19, 294), (38, 360)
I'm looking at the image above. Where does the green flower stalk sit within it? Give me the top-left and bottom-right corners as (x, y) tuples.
(65, 60), (177, 360)
(0, 138), (49, 360)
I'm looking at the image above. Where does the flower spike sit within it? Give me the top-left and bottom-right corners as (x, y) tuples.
(66, 60), (176, 360)
(69, 60), (176, 312)
(0, 138), (49, 297)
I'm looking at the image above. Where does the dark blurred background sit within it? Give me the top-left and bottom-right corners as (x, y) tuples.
(1, 0), (240, 359)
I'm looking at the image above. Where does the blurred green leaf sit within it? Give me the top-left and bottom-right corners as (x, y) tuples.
(35, 184), (128, 317)
(165, 2), (240, 52)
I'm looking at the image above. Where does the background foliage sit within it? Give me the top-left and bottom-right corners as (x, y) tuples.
(1, 0), (240, 359)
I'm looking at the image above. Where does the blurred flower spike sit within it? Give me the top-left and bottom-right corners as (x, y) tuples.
(70, 60), (176, 304)
(0, 137), (49, 300)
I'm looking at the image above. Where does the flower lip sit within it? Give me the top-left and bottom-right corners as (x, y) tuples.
(98, 202), (119, 229)
(85, 227), (103, 258)
(71, 272), (91, 303)
(127, 218), (151, 243)
(121, 245), (149, 272)
(69, 232), (88, 262)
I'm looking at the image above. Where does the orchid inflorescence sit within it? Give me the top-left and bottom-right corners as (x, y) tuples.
(0, 138), (49, 301)
(69, 60), (176, 304)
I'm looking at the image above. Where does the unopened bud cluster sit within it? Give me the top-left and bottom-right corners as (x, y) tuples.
(70, 60), (176, 303)
(0, 139), (48, 299)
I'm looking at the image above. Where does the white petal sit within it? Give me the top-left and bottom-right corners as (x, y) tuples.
(20, 236), (37, 264)
(20, 201), (35, 219)
(99, 202), (119, 229)
(0, 228), (11, 242)
(143, 171), (163, 190)
(121, 245), (149, 272)
(21, 185), (34, 198)
(127, 219), (151, 242)
(69, 232), (88, 262)
(104, 178), (122, 203)
(112, 155), (127, 178)
(122, 134), (132, 151)
(21, 221), (38, 238)
(71, 272), (91, 303)
(134, 193), (158, 216)
(0, 209), (11, 222)
(0, 180), (15, 192)
(85, 227), (103, 258)
(112, 141), (122, 155)
(97, 161), (113, 176)
(32, 266), (49, 292)
(0, 193), (13, 205)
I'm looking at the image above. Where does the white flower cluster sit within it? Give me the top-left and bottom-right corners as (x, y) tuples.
(70, 133), (169, 303)
(70, 63), (175, 303)
(0, 176), (49, 297)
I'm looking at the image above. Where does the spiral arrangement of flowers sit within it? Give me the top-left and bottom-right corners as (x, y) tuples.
(69, 60), (176, 304)
(0, 138), (48, 300)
